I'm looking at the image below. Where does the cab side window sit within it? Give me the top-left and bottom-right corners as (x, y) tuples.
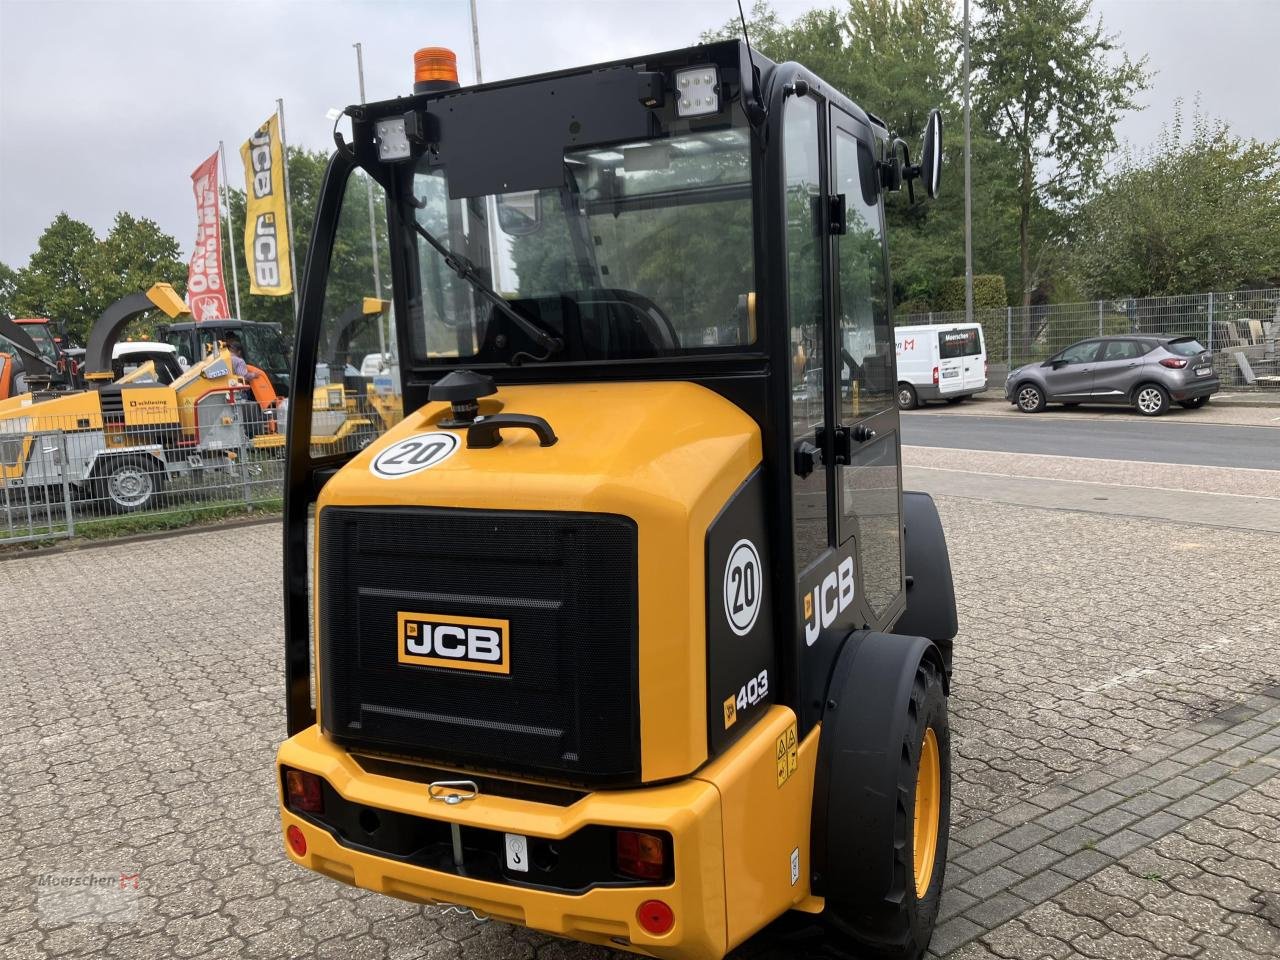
(784, 95), (828, 572)
(309, 170), (400, 456)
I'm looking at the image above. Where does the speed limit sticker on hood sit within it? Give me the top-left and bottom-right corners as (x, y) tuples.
(370, 431), (460, 479)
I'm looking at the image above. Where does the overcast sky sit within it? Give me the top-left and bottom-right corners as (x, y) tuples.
(1, 0), (1277, 267)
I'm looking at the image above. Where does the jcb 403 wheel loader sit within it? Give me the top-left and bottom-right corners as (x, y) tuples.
(278, 39), (959, 960)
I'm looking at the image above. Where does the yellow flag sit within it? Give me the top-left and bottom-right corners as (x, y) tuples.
(240, 114), (293, 296)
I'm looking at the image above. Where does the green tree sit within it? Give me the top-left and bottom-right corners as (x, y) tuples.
(972, 0), (1150, 307)
(89, 212), (187, 338)
(1072, 107), (1280, 298)
(0, 261), (17, 317)
(10, 214), (99, 335)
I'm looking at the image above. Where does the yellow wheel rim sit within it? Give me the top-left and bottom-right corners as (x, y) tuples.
(913, 727), (941, 899)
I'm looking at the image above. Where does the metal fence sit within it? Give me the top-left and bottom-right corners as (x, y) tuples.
(897, 287), (1280, 390)
(0, 397), (287, 546)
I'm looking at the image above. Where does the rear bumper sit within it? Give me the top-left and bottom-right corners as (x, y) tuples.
(277, 708), (817, 959)
(1169, 376), (1220, 401)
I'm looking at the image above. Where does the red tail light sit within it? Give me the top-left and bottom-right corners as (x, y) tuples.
(636, 899), (675, 935)
(1159, 357), (1187, 368)
(284, 769), (324, 813)
(286, 824), (308, 856)
(616, 829), (667, 881)
(932, 365), (939, 385)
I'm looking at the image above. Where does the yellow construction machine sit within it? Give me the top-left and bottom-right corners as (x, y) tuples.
(276, 40), (958, 960)
(0, 283), (264, 512)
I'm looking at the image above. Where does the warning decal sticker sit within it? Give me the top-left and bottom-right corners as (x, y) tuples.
(776, 722), (799, 788)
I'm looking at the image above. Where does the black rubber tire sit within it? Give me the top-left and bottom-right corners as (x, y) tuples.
(1014, 382), (1046, 413)
(92, 455), (164, 514)
(822, 658), (951, 959)
(897, 383), (919, 411)
(738, 657), (952, 960)
(1179, 396), (1209, 410)
(1133, 382), (1170, 417)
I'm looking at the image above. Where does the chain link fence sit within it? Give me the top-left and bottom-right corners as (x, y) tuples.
(0, 396), (286, 546)
(897, 287), (1280, 391)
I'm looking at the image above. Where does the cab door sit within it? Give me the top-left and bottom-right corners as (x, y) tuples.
(828, 112), (904, 621)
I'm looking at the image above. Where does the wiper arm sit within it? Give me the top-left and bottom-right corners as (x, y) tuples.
(409, 218), (563, 365)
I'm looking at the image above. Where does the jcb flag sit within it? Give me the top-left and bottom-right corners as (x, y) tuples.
(240, 115), (293, 296)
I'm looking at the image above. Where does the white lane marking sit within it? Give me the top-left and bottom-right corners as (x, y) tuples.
(903, 464), (1280, 502)
(903, 445), (1280, 479)
(1084, 635), (1240, 693)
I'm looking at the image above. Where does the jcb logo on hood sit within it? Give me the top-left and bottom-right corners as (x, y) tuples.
(397, 612), (509, 674)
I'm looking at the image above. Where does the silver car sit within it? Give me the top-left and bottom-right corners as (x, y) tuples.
(1005, 335), (1220, 416)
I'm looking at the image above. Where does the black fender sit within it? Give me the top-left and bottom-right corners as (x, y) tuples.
(895, 491), (957, 646)
(810, 630), (945, 907)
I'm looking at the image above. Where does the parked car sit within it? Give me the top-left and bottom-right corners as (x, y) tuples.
(895, 322), (988, 409)
(1005, 335), (1219, 416)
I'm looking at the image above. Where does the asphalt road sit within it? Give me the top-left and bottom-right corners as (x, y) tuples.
(901, 411), (1280, 470)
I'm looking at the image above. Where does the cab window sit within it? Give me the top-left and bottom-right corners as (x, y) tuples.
(308, 168), (399, 456)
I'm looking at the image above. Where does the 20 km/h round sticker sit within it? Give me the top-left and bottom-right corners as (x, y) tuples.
(369, 431), (460, 479)
(723, 538), (763, 636)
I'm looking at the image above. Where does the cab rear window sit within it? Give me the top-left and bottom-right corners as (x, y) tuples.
(1166, 338), (1205, 357)
(938, 328), (982, 359)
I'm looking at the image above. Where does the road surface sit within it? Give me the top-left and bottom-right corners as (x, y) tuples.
(901, 410), (1280, 470)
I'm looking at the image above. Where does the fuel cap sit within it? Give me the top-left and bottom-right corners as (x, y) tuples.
(430, 369), (496, 426)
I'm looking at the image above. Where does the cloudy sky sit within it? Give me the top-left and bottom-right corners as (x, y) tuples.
(1, 0), (1277, 267)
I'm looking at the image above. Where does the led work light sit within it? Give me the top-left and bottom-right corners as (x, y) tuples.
(375, 117), (412, 161)
(674, 65), (720, 118)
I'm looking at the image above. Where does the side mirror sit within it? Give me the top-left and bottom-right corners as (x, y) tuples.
(919, 108), (942, 200)
(495, 191), (541, 236)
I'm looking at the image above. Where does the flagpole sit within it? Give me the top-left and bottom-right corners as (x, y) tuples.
(276, 97), (301, 322)
(468, 0), (502, 290)
(354, 41), (389, 363)
(217, 141), (243, 320)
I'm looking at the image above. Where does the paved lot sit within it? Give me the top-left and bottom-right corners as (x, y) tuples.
(2, 482), (1279, 958)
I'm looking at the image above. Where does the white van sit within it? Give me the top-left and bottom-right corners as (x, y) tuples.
(894, 323), (988, 409)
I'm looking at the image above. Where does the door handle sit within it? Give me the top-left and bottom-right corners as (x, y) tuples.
(794, 439), (822, 478)
(851, 424), (877, 443)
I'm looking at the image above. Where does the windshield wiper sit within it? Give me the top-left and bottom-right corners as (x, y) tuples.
(409, 218), (563, 365)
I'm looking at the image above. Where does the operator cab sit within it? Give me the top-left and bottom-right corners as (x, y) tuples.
(286, 37), (945, 735)
(160, 319), (292, 395)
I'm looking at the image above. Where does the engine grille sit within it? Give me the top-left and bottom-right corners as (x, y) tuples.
(318, 506), (640, 784)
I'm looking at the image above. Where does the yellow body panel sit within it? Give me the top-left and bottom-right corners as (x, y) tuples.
(316, 380), (762, 782)
(278, 707), (815, 959)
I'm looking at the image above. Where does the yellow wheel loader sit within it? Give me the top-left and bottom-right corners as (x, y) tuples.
(0, 284), (261, 513)
(277, 40), (958, 960)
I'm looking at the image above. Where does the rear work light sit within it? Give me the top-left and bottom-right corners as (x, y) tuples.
(932, 365), (939, 385)
(616, 829), (667, 881)
(284, 769), (324, 813)
(1159, 357), (1188, 368)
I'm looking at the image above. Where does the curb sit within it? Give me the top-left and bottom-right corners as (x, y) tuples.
(0, 512), (281, 563)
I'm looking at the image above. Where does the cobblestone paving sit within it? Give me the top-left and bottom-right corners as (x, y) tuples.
(1, 495), (1278, 960)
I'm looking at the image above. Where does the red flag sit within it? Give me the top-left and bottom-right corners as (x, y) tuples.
(187, 151), (231, 321)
